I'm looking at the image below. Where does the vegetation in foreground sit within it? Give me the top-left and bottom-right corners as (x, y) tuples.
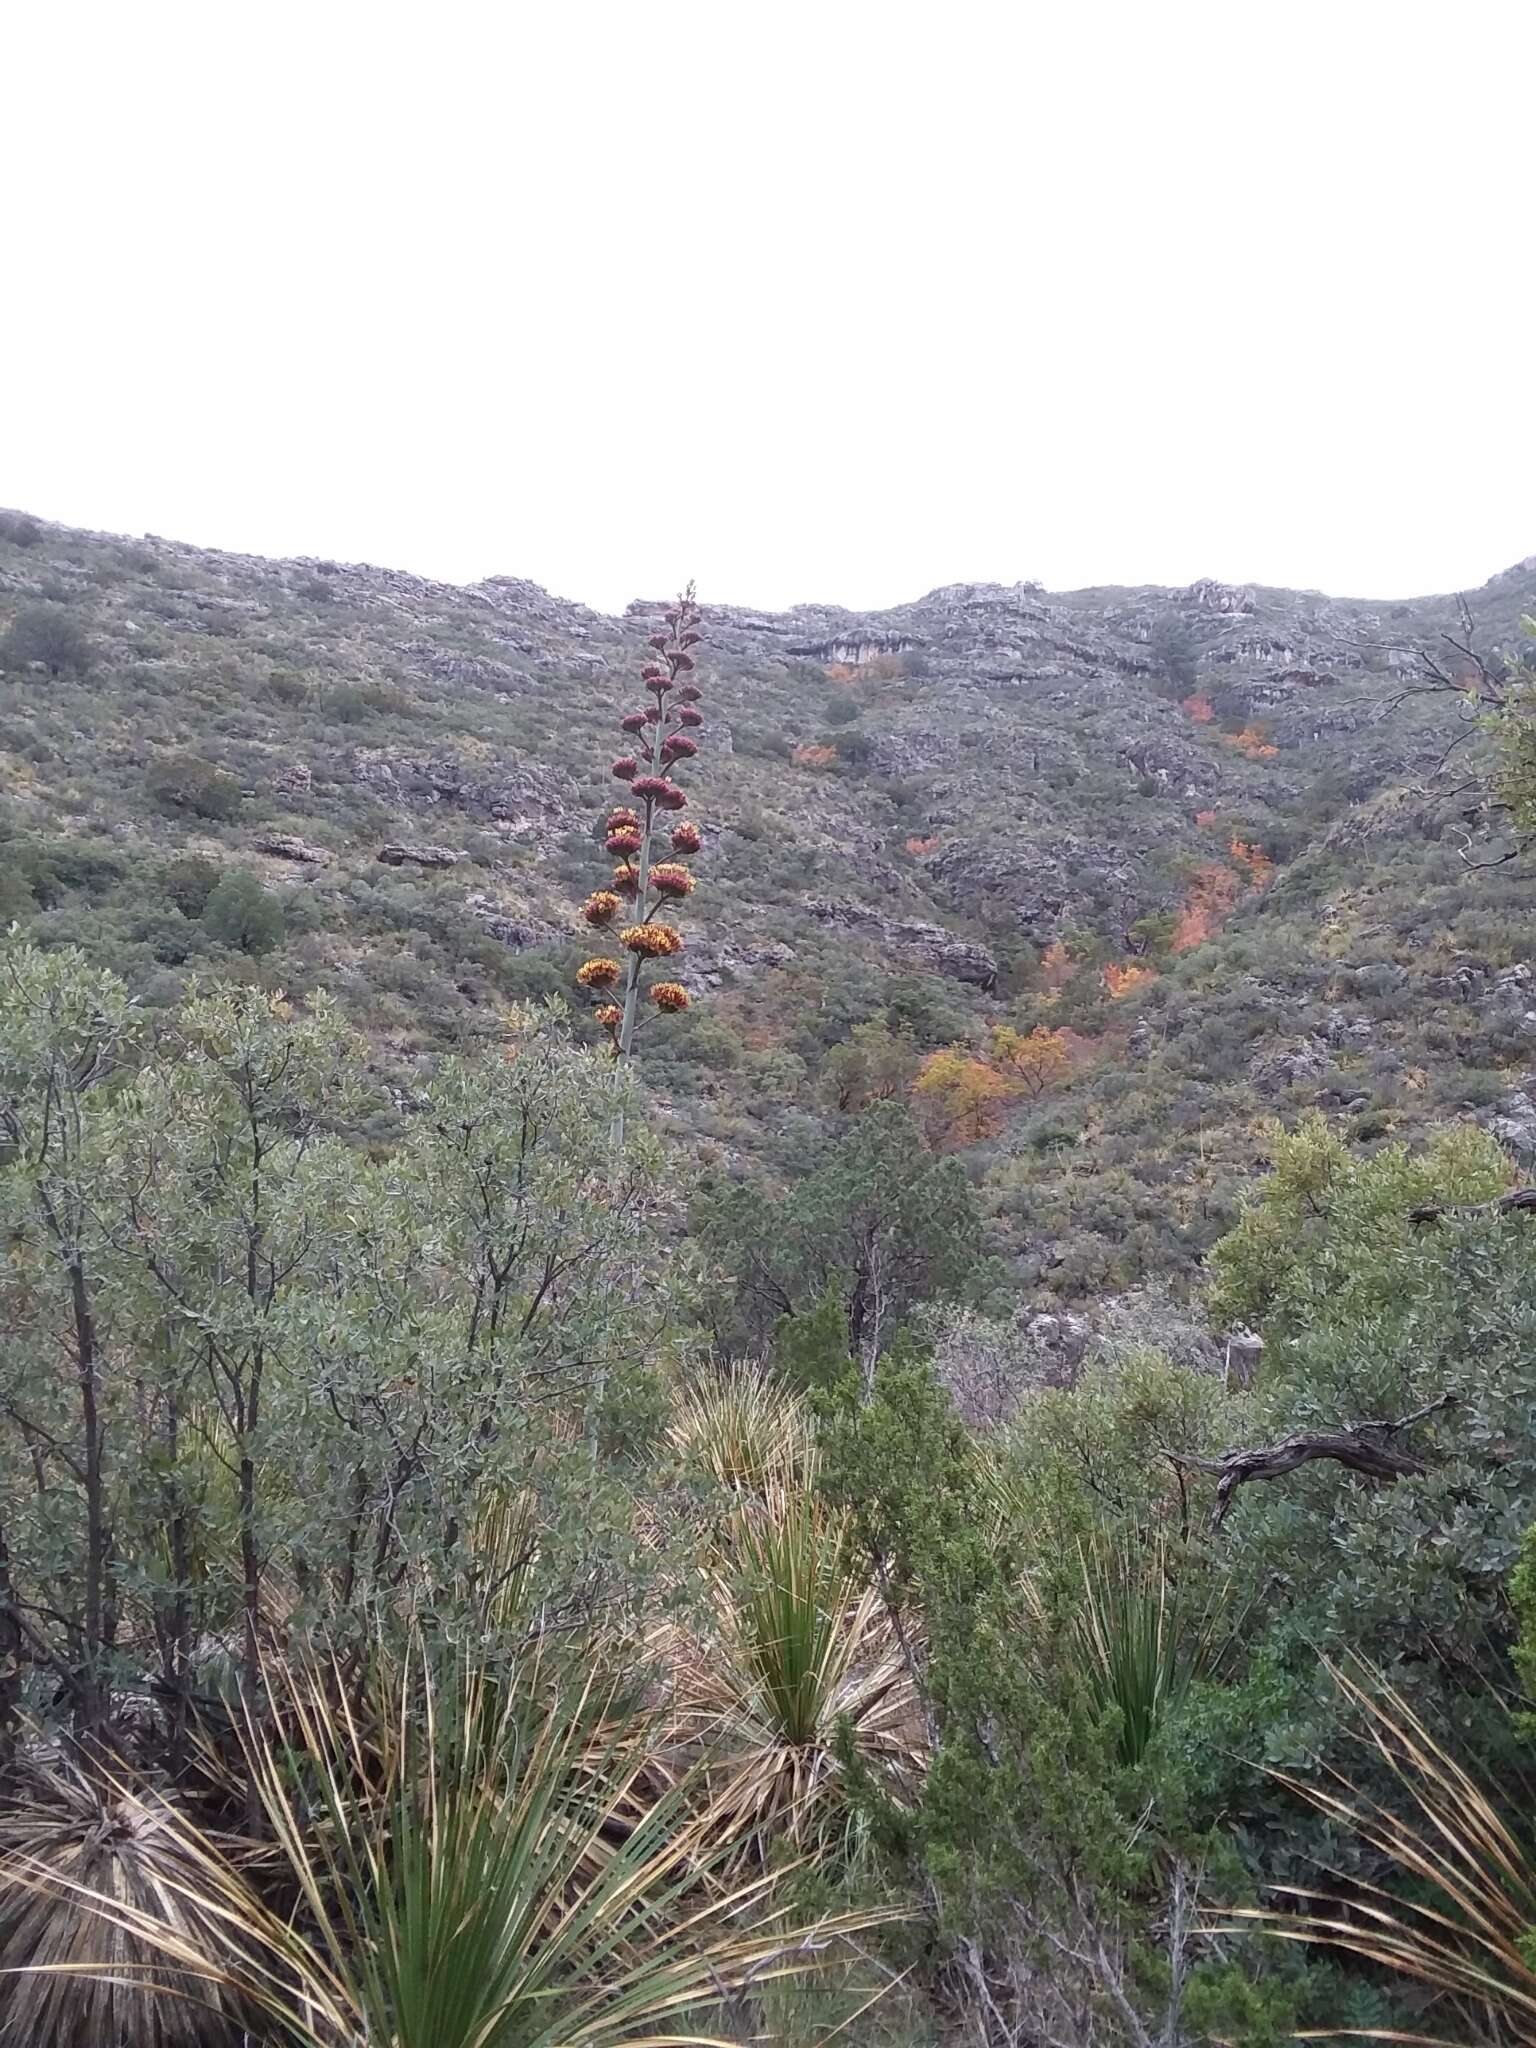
(1, 927), (1535, 2045)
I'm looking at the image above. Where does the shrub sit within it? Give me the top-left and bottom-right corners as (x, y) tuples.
(161, 854), (222, 919)
(201, 870), (285, 955)
(1, 605), (94, 679)
(0, 512), (43, 548)
(147, 752), (243, 821)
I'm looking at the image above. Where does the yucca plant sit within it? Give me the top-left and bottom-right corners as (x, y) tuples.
(9, 1637), (894, 2048)
(0, 1757), (250, 2047)
(1070, 1531), (1228, 1769)
(667, 1363), (813, 1499)
(1221, 1658), (1536, 2046)
(674, 1490), (925, 1854)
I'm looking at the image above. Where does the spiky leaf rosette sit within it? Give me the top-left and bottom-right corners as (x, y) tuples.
(28, 1639), (900, 2048)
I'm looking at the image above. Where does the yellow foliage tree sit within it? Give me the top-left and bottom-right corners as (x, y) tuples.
(989, 1024), (1072, 1098)
(913, 1048), (1014, 1147)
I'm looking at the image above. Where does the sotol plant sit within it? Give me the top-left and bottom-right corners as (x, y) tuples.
(576, 586), (707, 1059)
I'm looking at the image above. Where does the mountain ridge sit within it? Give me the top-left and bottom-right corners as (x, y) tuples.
(2, 503), (1533, 1305)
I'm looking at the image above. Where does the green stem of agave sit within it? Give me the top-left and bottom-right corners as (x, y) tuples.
(610, 708), (667, 1148)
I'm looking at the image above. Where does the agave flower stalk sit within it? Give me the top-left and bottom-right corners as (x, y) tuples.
(579, 585), (707, 1068)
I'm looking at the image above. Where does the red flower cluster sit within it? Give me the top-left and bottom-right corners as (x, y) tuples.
(648, 862), (695, 898)
(650, 981), (690, 1011)
(670, 822), (701, 854)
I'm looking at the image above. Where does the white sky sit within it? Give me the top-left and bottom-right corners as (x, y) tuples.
(6, 1), (1533, 615)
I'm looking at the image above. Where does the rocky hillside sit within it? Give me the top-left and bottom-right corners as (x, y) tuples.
(3, 506), (1533, 1300)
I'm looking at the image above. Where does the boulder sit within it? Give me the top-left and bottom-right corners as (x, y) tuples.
(253, 832), (331, 866)
(377, 843), (467, 868)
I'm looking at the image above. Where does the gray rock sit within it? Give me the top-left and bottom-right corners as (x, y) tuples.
(253, 832), (331, 866)
(1485, 1090), (1536, 1160)
(377, 843), (467, 868)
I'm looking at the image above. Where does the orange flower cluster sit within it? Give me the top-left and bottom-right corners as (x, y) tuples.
(621, 922), (683, 958)
(579, 587), (707, 1051)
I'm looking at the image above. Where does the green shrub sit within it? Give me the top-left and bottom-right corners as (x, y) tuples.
(147, 752), (243, 822)
(201, 870), (284, 955)
(160, 855), (222, 919)
(2, 605), (95, 679)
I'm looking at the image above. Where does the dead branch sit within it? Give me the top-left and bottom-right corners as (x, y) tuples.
(1409, 1188), (1536, 1226)
(1166, 1395), (1456, 1530)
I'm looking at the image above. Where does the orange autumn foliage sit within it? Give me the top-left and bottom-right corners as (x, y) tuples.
(792, 743), (839, 769)
(1222, 725), (1279, 760)
(1102, 962), (1156, 1000)
(905, 835), (941, 856)
(913, 1048), (1015, 1146)
(1194, 809), (1219, 828)
(1039, 940), (1076, 992)
(823, 663), (860, 685)
(1170, 836), (1272, 953)
(1228, 836), (1274, 887)
(1182, 694), (1215, 723)
(1171, 863), (1243, 952)
(912, 1024), (1075, 1146)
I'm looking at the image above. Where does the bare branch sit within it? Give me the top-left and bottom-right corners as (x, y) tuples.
(1167, 1395), (1457, 1530)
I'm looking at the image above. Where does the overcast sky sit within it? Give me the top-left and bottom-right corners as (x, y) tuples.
(7, 2), (1532, 615)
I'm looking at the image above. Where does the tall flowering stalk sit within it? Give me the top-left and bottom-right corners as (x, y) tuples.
(576, 585), (707, 1064)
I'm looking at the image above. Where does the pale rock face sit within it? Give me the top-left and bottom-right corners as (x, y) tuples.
(254, 832), (331, 865)
(1486, 1091), (1536, 1160)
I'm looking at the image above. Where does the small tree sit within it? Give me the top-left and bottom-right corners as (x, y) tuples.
(1148, 610), (1200, 692)
(913, 1047), (1013, 1147)
(574, 588), (708, 1060)
(202, 871), (284, 956)
(2, 605), (94, 680)
(990, 1022), (1071, 1097)
(147, 752), (243, 822)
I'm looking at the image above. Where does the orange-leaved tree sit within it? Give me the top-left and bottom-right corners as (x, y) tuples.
(1221, 723), (1278, 760)
(1170, 836), (1273, 953)
(1102, 962), (1156, 1000)
(1228, 835), (1274, 887)
(989, 1023), (1072, 1098)
(1171, 863), (1242, 952)
(913, 1048), (1014, 1147)
(575, 585), (707, 1060)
